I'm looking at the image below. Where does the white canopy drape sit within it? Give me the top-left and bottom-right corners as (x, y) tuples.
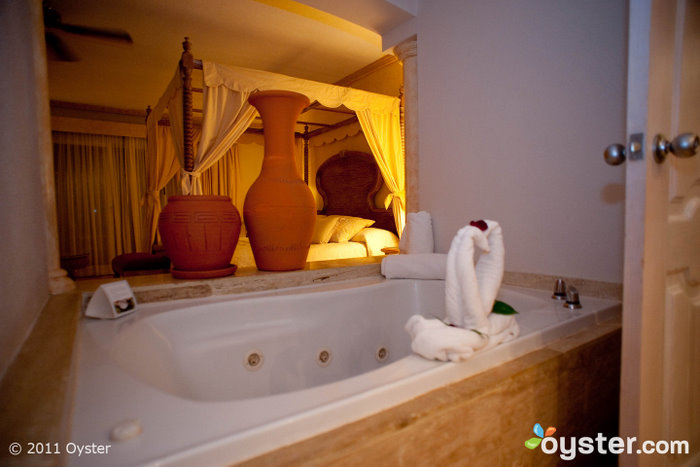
(142, 69), (181, 252)
(145, 61), (405, 247)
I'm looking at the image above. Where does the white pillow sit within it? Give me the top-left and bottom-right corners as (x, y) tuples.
(351, 227), (400, 256)
(330, 216), (375, 242)
(312, 215), (341, 244)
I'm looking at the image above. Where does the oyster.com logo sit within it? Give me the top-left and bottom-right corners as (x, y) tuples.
(524, 423), (556, 449)
(524, 422), (690, 460)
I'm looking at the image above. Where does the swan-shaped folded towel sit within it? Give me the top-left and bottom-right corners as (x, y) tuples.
(445, 220), (504, 335)
(399, 211), (434, 254)
(403, 219), (516, 362)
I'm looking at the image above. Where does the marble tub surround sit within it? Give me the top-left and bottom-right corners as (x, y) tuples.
(77, 257), (384, 305)
(503, 271), (622, 301)
(72, 260), (621, 304)
(243, 318), (621, 466)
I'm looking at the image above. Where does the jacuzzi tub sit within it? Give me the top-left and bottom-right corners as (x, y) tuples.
(69, 276), (620, 466)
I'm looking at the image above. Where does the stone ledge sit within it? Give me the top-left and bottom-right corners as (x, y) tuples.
(503, 271), (622, 300)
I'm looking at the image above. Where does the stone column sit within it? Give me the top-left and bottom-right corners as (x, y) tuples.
(33, 2), (75, 294)
(394, 37), (418, 213)
(43, 148), (75, 294)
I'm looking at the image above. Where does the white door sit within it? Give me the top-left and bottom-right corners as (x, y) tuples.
(617, 0), (700, 466)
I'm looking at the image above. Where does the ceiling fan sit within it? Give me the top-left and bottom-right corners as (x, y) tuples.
(43, 2), (133, 61)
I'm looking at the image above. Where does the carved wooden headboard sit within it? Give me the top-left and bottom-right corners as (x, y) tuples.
(316, 150), (397, 234)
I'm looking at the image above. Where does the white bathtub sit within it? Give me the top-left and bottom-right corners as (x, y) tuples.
(69, 277), (620, 466)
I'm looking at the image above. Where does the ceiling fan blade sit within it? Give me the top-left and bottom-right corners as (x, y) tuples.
(57, 23), (133, 44)
(45, 31), (79, 61)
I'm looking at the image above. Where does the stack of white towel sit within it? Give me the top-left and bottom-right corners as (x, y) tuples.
(383, 211), (445, 279)
(398, 211), (434, 254)
(384, 217), (520, 362)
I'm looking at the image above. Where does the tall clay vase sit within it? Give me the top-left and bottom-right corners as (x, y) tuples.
(158, 195), (241, 279)
(244, 90), (315, 271)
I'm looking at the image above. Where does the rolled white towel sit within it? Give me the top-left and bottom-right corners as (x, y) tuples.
(404, 315), (488, 362)
(399, 211), (434, 254)
(381, 254), (448, 280)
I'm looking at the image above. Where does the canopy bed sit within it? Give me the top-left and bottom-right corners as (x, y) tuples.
(144, 38), (404, 269)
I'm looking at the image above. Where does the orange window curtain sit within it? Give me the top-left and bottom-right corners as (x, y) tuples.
(53, 132), (147, 277)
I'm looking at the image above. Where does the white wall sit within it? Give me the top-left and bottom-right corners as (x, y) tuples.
(0, 0), (51, 376)
(415, 0), (627, 282)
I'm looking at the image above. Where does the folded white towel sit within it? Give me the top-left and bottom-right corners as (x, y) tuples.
(381, 253), (447, 280)
(399, 211), (434, 254)
(484, 313), (520, 349)
(445, 220), (504, 335)
(405, 312), (520, 362)
(404, 315), (488, 362)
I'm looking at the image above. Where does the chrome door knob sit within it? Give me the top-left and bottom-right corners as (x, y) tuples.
(653, 132), (699, 163)
(604, 143), (626, 165)
(604, 133), (644, 166)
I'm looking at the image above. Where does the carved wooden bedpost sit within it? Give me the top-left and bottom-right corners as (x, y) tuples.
(180, 37), (195, 172)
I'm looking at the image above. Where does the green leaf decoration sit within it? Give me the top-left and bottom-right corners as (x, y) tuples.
(524, 437), (542, 450)
(492, 300), (518, 315)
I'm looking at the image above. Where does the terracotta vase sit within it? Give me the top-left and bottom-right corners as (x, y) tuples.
(158, 195), (241, 278)
(244, 90), (315, 271)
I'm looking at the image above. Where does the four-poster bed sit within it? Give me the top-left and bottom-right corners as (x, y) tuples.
(144, 38), (404, 270)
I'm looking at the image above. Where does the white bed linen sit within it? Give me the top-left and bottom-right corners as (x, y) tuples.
(232, 228), (398, 269)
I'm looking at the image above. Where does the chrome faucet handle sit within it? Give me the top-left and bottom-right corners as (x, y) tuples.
(564, 286), (582, 309)
(552, 278), (567, 300)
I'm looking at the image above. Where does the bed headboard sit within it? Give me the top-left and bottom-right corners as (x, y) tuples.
(316, 150), (397, 234)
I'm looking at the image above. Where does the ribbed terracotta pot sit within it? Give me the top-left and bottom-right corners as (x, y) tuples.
(158, 195), (241, 278)
(244, 90), (315, 271)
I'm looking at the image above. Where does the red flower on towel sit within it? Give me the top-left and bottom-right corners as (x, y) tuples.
(469, 220), (488, 231)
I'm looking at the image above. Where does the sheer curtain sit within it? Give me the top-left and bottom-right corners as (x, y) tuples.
(53, 132), (147, 277)
(177, 74), (257, 195)
(356, 105), (405, 235)
(199, 145), (241, 205)
(142, 124), (181, 251)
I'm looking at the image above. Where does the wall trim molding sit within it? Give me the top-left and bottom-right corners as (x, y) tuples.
(333, 54), (399, 87)
(51, 116), (146, 138)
